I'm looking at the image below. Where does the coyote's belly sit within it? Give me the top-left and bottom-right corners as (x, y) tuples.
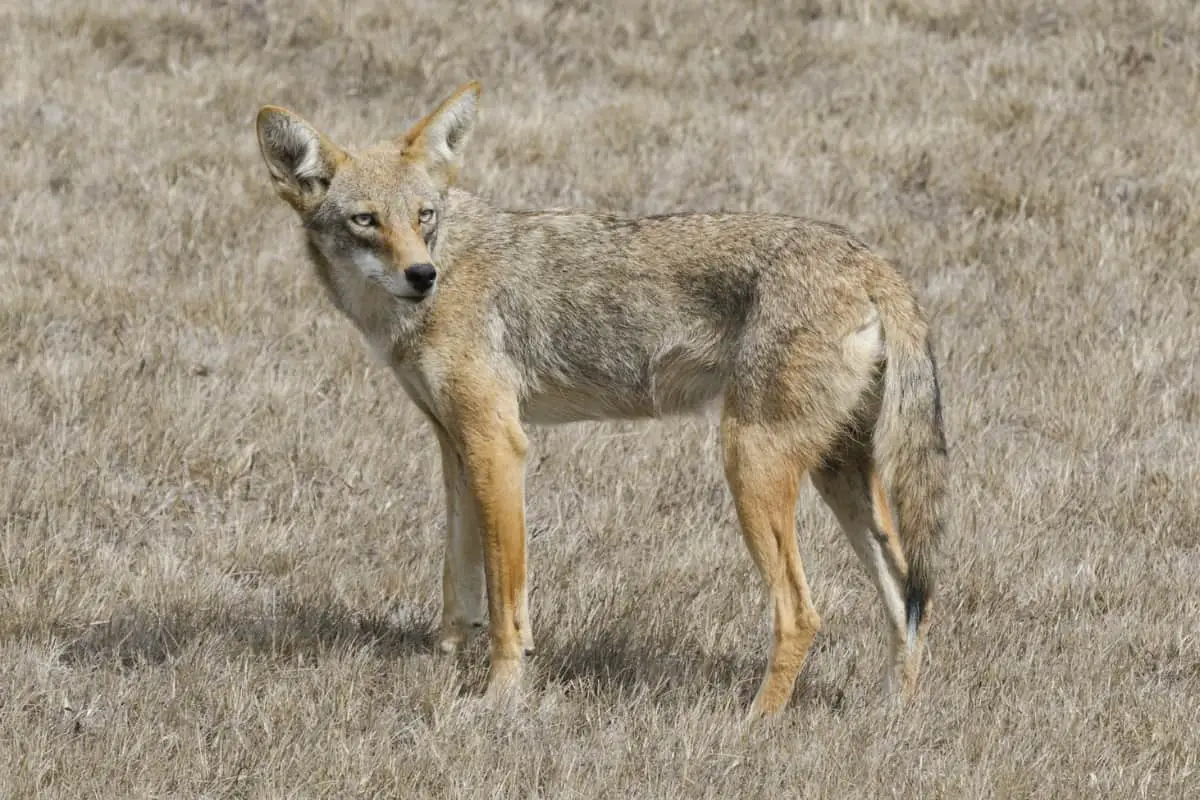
(518, 340), (726, 425)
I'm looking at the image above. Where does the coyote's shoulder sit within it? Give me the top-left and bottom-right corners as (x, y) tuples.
(255, 81), (947, 716)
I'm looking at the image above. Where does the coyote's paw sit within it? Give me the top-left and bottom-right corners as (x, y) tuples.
(438, 619), (485, 654)
(484, 657), (524, 704)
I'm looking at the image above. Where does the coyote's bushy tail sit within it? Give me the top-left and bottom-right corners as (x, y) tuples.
(873, 291), (948, 648)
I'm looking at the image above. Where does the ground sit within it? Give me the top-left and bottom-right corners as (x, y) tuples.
(2, 0), (1198, 796)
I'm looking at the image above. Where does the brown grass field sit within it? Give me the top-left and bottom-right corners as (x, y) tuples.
(3, 0), (1199, 796)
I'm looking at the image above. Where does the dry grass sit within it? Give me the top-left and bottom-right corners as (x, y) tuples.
(2, 0), (1199, 796)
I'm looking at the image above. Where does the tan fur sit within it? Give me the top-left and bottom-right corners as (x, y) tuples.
(254, 82), (948, 715)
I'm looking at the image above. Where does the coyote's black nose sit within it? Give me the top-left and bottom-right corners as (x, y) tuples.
(404, 263), (437, 293)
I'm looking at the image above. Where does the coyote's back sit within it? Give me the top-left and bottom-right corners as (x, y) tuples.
(254, 81), (948, 715)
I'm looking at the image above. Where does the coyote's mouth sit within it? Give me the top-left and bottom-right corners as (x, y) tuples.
(397, 286), (434, 303)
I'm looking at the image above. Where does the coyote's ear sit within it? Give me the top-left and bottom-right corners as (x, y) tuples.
(399, 82), (481, 185)
(256, 106), (345, 213)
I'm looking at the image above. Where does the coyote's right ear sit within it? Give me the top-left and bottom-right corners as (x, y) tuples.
(256, 106), (345, 213)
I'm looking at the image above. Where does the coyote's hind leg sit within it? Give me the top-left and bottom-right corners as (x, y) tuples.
(722, 417), (823, 716)
(812, 445), (918, 696)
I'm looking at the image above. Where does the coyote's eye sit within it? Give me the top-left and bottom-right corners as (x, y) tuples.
(418, 208), (436, 224)
(349, 213), (378, 228)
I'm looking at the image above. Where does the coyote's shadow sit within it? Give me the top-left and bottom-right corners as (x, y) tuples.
(50, 600), (843, 711)
(534, 625), (758, 708)
(528, 623), (846, 711)
(54, 597), (438, 669)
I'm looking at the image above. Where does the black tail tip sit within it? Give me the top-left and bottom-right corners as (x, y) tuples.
(905, 585), (925, 644)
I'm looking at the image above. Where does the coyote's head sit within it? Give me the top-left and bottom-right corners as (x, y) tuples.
(256, 82), (480, 303)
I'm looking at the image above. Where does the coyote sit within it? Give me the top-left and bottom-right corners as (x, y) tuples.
(255, 82), (947, 715)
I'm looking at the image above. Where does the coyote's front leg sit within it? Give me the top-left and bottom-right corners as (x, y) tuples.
(436, 428), (487, 653)
(458, 400), (531, 697)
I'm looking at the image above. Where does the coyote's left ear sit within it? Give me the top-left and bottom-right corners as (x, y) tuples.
(399, 81), (481, 185)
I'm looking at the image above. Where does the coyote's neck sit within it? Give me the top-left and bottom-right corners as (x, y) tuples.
(434, 187), (495, 271)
